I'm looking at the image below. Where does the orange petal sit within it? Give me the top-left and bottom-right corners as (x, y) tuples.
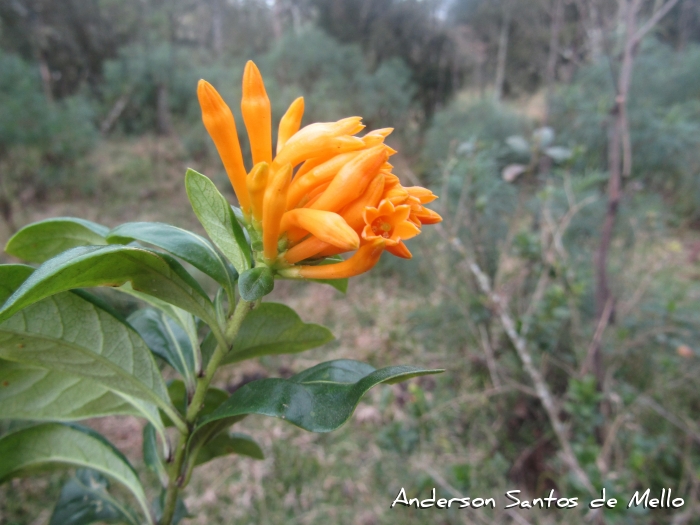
(277, 97), (304, 154)
(197, 80), (250, 211)
(281, 238), (385, 279)
(310, 145), (388, 213)
(280, 209), (359, 251)
(262, 164), (292, 262)
(246, 162), (269, 225)
(241, 61), (272, 165)
(386, 240), (412, 259)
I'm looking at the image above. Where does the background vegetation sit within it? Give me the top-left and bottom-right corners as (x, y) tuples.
(2, 0), (700, 524)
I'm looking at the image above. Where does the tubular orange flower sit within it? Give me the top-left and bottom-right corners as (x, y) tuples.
(246, 162), (269, 227)
(280, 238), (386, 279)
(310, 145), (387, 213)
(277, 97), (305, 154)
(241, 61), (272, 165)
(197, 59), (441, 281)
(280, 209), (359, 251)
(197, 80), (250, 212)
(362, 199), (420, 247)
(262, 164), (292, 262)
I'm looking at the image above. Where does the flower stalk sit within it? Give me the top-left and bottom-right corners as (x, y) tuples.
(160, 298), (255, 525)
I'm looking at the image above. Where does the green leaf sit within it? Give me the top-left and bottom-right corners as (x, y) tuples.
(306, 256), (348, 293)
(194, 432), (264, 467)
(0, 265), (35, 302)
(0, 245), (217, 330)
(50, 468), (139, 525)
(310, 277), (348, 293)
(117, 284), (200, 364)
(196, 359), (444, 433)
(5, 218), (109, 263)
(238, 267), (274, 301)
(142, 424), (168, 485)
(0, 264), (176, 424)
(185, 168), (252, 273)
(222, 302), (333, 365)
(128, 308), (196, 389)
(0, 359), (154, 422)
(0, 423), (152, 524)
(107, 221), (237, 293)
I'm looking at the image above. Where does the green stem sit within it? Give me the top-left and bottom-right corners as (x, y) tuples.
(159, 298), (254, 525)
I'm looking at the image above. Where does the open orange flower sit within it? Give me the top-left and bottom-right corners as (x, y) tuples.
(197, 60), (442, 279)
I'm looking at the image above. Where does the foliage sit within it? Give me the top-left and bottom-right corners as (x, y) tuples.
(0, 50), (96, 188)
(549, 40), (700, 221)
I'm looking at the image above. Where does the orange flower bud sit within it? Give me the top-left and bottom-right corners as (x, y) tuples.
(241, 61), (272, 165)
(405, 186), (438, 204)
(262, 164), (292, 262)
(277, 97), (304, 154)
(281, 238), (386, 279)
(197, 80), (250, 212)
(287, 151), (361, 209)
(283, 236), (330, 264)
(310, 145), (388, 213)
(280, 209), (359, 251)
(338, 173), (385, 231)
(273, 117), (365, 169)
(246, 162), (269, 225)
(411, 206), (443, 225)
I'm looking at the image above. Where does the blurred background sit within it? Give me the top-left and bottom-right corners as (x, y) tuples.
(2, 0), (700, 524)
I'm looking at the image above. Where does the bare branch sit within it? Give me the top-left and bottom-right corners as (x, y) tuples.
(441, 227), (596, 495)
(634, 0), (681, 44)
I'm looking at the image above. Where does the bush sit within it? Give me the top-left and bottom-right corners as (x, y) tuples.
(0, 50), (96, 189)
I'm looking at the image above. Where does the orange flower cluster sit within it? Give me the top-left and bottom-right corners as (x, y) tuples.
(197, 60), (441, 279)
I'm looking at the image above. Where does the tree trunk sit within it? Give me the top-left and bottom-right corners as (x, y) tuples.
(493, 7), (511, 101)
(156, 83), (172, 136)
(543, 0), (564, 123)
(210, 0), (224, 57)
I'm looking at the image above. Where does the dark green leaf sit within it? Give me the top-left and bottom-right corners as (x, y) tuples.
(107, 221), (237, 292)
(194, 432), (264, 467)
(0, 245), (217, 329)
(128, 308), (196, 388)
(238, 267), (274, 301)
(50, 468), (139, 525)
(222, 302), (333, 365)
(5, 218), (109, 263)
(196, 360), (444, 433)
(0, 423), (151, 523)
(185, 169), (252, 273)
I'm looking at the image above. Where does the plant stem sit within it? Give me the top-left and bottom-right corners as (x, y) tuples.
(159, 298), (254, 525)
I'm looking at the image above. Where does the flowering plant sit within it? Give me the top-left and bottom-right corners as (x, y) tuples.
(0, 61), (442, 524)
